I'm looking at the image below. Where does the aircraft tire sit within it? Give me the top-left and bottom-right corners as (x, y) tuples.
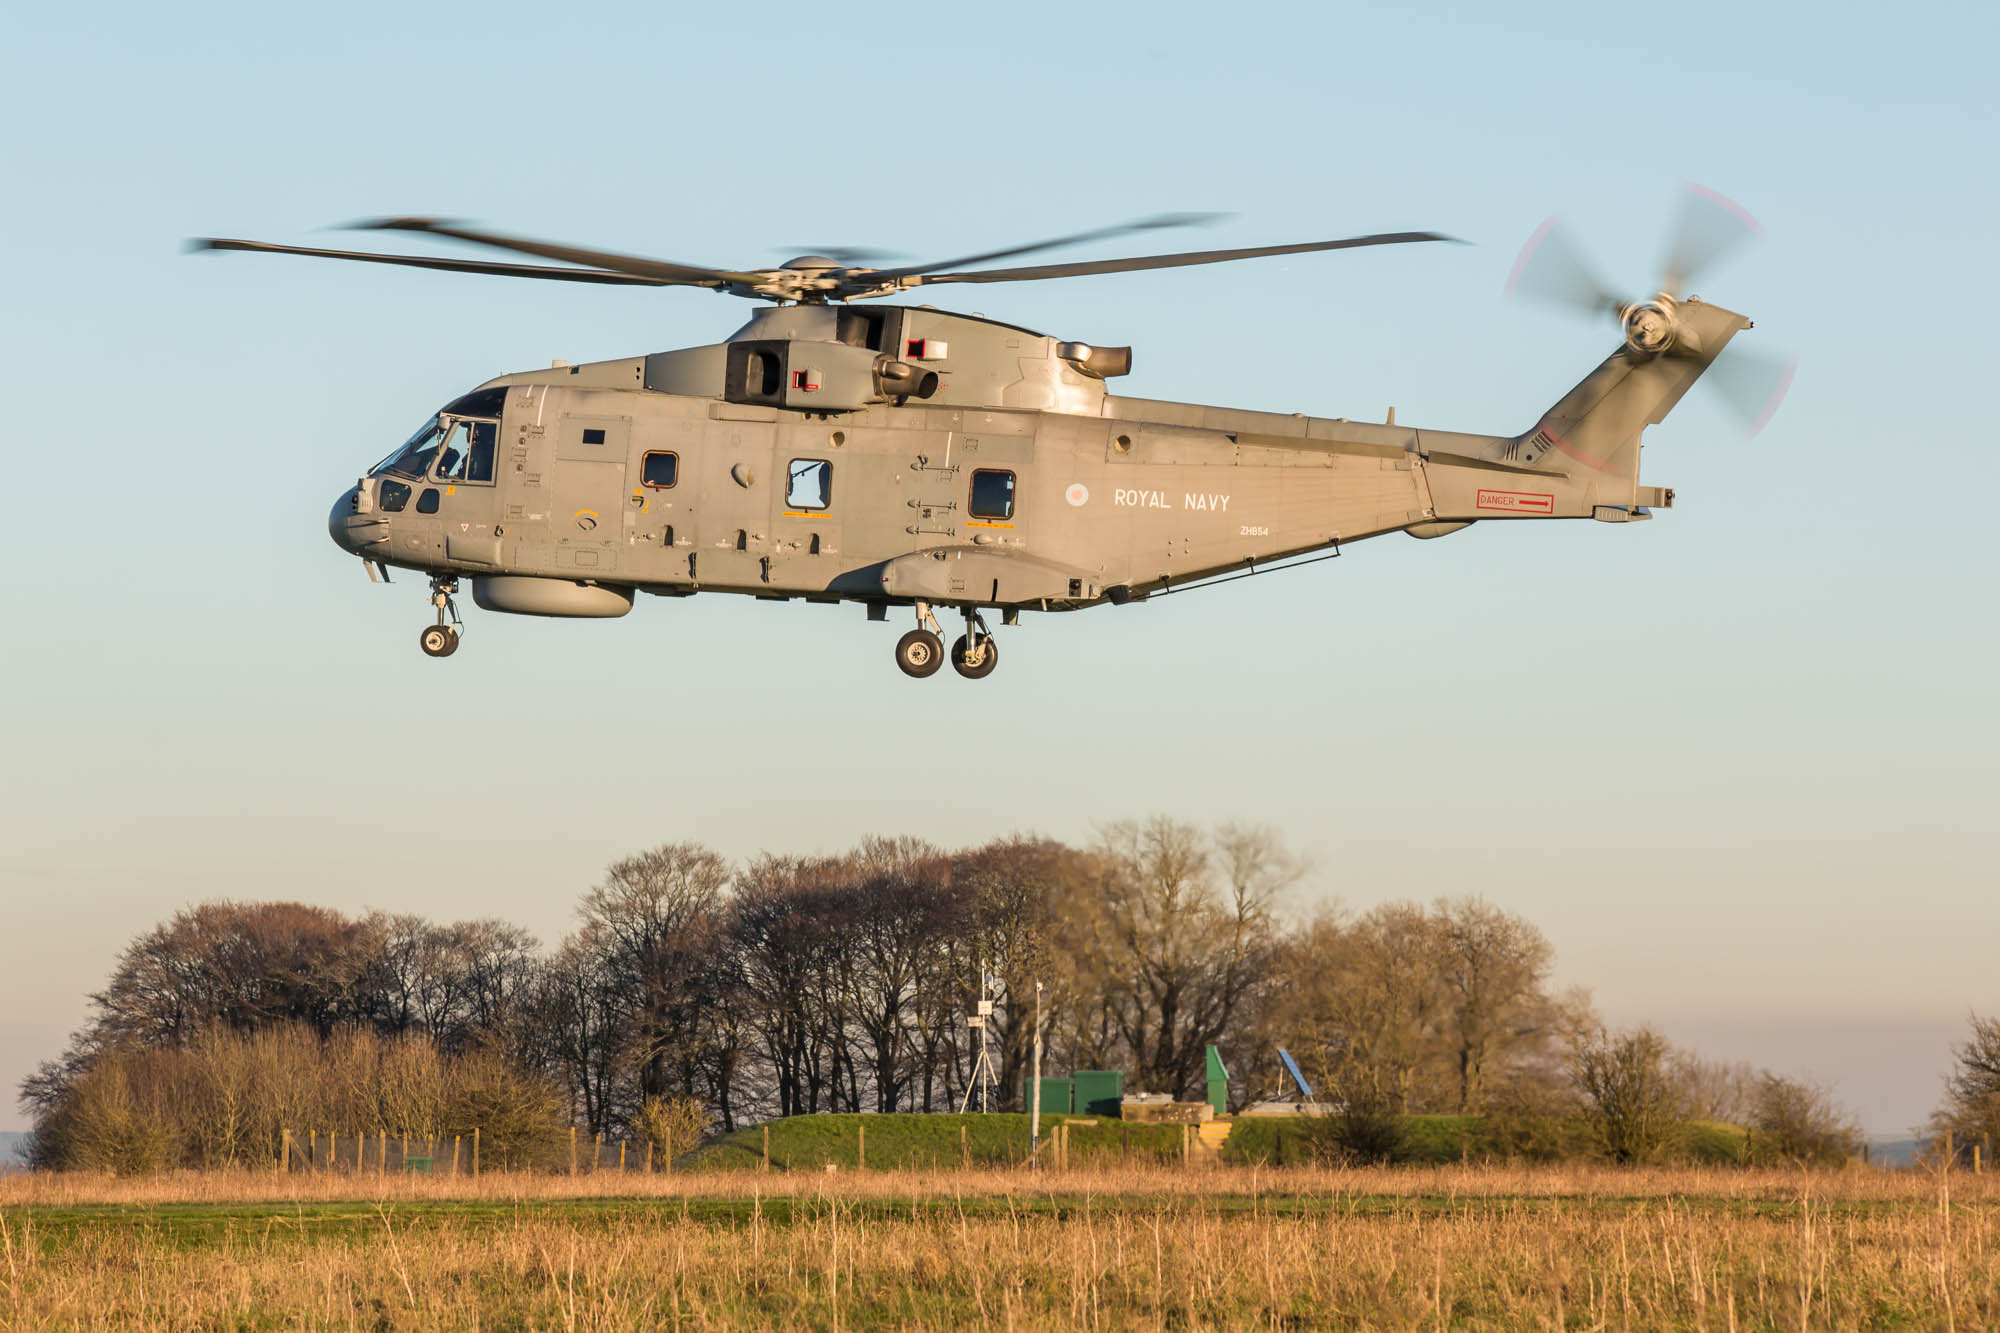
(420, 625), (458, 658)
(895, 629), (945, 678)
(951, 634), (999, 680)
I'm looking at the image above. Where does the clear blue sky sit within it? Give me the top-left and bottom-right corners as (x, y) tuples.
(2, 0), (1994, 1135)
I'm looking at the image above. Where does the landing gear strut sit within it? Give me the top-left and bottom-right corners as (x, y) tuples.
(892, 602), (1001, 679)
(893, 601), (945, 677)
(951, 610), (998, 680)
(420, 576), (461, 658)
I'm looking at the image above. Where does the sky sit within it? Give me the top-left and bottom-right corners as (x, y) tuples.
(1, 0), (1993, 1137)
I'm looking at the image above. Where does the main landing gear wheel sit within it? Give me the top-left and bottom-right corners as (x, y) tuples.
(895, 628), (945, 678)
(420, 624), (459, 657)
(951, 633), (998, 679)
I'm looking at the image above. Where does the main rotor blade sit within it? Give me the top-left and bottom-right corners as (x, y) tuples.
(1703, 346), (1795, 436)
(1661, 184), (1761, 296)
(352, 217), (764, 287)
(1505, 218), (1623, 319)
(911, 231), (1458, 287)
(875, 212), (1228, 280)
(190, 237), (674, 285)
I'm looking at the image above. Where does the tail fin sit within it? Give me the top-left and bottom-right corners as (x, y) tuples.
(1503, 299), (1751, 496)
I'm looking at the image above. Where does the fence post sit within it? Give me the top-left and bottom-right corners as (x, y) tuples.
(645, 1139), (654, 1173)
(763, 1124), (771, 1172)
(1122, 1123), (1129, 1166)
(379, 1130), (387, 1178)
(570, 1126), (578, 1177)
(452, 1134), (461, 1175)
(1976, 1144), (1983, 1174)
(619, 1139), (627, 1170)
(473, 1127), (481, 1179)
(281, 1128), (291, 1173)
(960, 1123), (968, 1170)
(858, 1124), (866, 1170)
(594, 1132), (602, 1174)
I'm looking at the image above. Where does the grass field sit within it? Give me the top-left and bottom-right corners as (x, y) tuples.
(4, 1163), (1997, 1329)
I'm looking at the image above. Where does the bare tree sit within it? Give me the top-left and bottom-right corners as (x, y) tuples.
(1062, 819), (1287, 1100)
(1282, 904), (1450, 1114)
(1430, 897), (1556, 1113)
(1929, 1013), (2000, 1159)
(574, 842), (732, 1110)
(1570, 1025), (1690, 1163)
(1747, 1073), (1861, 1165)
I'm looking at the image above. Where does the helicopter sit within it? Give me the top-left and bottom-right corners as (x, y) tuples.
(193, 189), (1786, 677)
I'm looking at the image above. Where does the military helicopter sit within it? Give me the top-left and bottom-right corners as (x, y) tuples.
(194, 189), (1786, 676)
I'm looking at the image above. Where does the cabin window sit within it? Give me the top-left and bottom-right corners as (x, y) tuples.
(969, 469), (1016, 520)
(786, 458), (832, 510)
(581, 428), (607, 446)
(749, 352), (781, 399)
(416, 488), (440, 514)
(377, 480), (412, 512)
(642, 451), (679, 488)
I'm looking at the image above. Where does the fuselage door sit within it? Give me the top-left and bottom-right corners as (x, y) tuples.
(552, 415), (629, 574)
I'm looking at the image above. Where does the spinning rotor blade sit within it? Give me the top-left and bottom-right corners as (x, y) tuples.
(912, 231), (1458, 287)
(1660, 184), (1761, 296)
(189, 237), (672, 285)
(353, 217), (765, 287)
(1505, 218), (1623, 319)
(1703, 346), (1796, 436)
(875, 212), (1228, 279)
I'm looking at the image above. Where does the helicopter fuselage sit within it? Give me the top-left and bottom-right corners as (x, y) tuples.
(331, 300), (1713, 648)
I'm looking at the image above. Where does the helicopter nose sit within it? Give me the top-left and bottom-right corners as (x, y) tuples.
(328, 487), (390, 557)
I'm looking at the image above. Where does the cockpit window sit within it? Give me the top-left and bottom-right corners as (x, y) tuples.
(373, 418), (444, 479)
(436, 419), (498, 483)
(441, 387), (508, 418)
(371, 412), (499, 483)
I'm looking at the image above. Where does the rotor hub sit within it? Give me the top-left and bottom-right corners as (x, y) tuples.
(1621, 297), (1678, 354)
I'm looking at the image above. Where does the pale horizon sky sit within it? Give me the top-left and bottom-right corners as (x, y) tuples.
(2, 0), (1993, 1138)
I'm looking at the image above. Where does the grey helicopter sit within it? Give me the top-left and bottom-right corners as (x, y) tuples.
(193, 190), (1787, 676)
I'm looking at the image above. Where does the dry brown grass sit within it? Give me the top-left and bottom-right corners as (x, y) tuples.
(4, 1164), (1997, 1329)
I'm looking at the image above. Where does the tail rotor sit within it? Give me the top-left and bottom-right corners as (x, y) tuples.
(1507, 184), (1794, 435)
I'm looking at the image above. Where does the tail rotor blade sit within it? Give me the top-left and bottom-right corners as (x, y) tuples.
(1506, 218), (1623, 320)
(1660, 184), (1762, 296)
(1704, 346), (1796, 436)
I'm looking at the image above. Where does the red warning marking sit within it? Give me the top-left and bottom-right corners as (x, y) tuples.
(1476, 489), (1556, 514)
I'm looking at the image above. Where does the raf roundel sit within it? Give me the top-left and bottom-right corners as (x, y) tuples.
(1065, 483), (1090, 507)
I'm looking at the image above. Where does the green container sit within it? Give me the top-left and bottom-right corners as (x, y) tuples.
(404, 1156), (433, 1175)
(1033, 1078), (1073, 1117)
(1206, 1045), (1229, 1115)
(1072, 1069), (1124, 1118)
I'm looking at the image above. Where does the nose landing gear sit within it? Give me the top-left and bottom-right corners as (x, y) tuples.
(420, 576), (462, 658)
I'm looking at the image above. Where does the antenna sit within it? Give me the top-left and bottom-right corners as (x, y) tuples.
(959, 959), (998, 1114)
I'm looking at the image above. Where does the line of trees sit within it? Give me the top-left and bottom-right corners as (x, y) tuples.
(17, 818), (1900, 1170)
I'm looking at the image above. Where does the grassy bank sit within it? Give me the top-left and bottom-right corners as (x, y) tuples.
(688, 1112), (1189, 1171)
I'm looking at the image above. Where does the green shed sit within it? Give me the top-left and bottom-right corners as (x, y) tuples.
(1033, 1077), (1073, 1117)
(1072, 1069), (1124, 1118)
